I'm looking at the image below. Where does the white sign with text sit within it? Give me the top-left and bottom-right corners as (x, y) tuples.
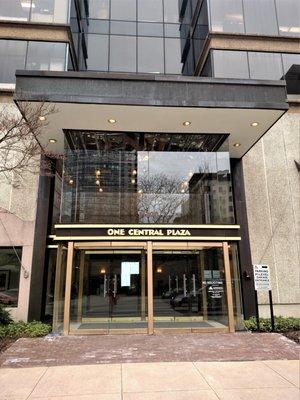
(253, 264), (271, 291)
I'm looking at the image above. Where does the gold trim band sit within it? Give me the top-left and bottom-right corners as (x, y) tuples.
(53, 236), (241, 241)
(54, 224), (240, 229)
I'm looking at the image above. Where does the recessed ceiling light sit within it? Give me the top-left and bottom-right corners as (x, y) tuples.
(69, 179), (74, 185)
(233, 143), (241, 147)
(183, 121), (191, 126)
(132, 169), (137, 175)
(108, 118), (117, 124)
(49, 138), (57, 144)
(131, 179), (136, 184)
(99, 187), (103, 192)
(95, 180), (100, 185)
(251, 122), (259, 127)
(39, 116), (46, 121)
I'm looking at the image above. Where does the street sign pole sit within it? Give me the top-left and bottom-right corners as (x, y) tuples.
(269, 290), (275, 331)
(254, 289), (260, 331)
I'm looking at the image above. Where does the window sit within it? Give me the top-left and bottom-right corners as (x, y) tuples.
(165, 38), (182, 74)
(31, 0), (69, 24)
(243, 0), (278, 36)
(138, 0), (163, 22)
(111, 0), (136, 21)
(282, 53), (300, 74)
(163, 0), (179, 22)
(138, 37), (164, 73)
(110, 36), (136, 72)
(26, 42), (67, 71)
(110, 21), (136, 35)
(86, 35), (109, 70)
(0, 0), (30, 21)
(212, 50), (249, 79)
(0, 40), (27, 83)
(138, 23), (164, 37)
(276, 0), (300, 37)
(248, 52), (283, 80)
(0, 248), (22, 307)
(89, 0), (109, 19)
(209, 0), (245, 33)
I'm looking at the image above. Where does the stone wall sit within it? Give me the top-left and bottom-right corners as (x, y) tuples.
(243, 105), (300, 317)
(0, 95), (39, 321)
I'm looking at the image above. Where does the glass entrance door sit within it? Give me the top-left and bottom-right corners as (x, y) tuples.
(69, 249), (147, 333)
(153, 247), (229, 331)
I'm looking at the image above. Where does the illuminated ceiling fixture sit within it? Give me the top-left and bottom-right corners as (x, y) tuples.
(96, 180), (100, 185)
(49, 138), (57, 144)
(131, 179), (136, 184)
(100, 268), (106, 274)
(251, 122), (259, 127)
(99, 187), (103, 192)
(188, 171), (193, 177)
(108, 118), (117, 124)
(181, 189), (185, 193)
(96, 169), (101, 176)
(156, 267), (163, 273)
(69, 179), (74, 185)
(132, 169), (137, 175)
(233, 143), (241, 147)
(39, 115), (46, 121)
(138, 189), (143, 194)
(183, 121), (191, 126)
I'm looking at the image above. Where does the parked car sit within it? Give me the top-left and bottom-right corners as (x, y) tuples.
(0, 289), (18, 306)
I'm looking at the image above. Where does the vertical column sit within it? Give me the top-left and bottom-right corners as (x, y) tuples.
(77, 250), (85, 323)
(147, 241), (154, 334)
(141, 250), (146, 320)
(223, 242), (235, 333)
(53, 244), (63, 331)
(63, 241), (74, 335)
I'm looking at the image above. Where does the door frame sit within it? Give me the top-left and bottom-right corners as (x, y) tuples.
(60, 241), (235, 335)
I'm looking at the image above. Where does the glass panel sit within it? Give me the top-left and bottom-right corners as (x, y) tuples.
(44, 249), (57, 321)
(52, 245), (67, 332)
(229, 243), (244, 330)
(282, 53), (300, 74)
(89, 0), (109, 19)
(31, 0), (69, 23)
(248, 52), (283, 80)
(164, 0), (180, 22)
(138, 0), (163, 22)
(138, 37), (164, 73)
(209, 0), (245, 33)
(69, 249), (147, 332)
(138, 22), (164, 37)
(109, 35), (136, 72)
(88, 19), (110, 34)
(276, 0), (300, 37)
(153, 248), (228, 330)
(244, 0), (278, 35)
(60, 133), (234, 224)
(111, 0), (136, 21)
(0, 0), (30, 21)
(212, 50), (249, 78)
(0, 248), (22, 307)
(165, 38), (182, 74)
(164, 23), (181, 37)
(86, 34), (109, 70)
(26, 42), (67, 71)
(110, 21), (136, 35)
(0, 40), (27, 83)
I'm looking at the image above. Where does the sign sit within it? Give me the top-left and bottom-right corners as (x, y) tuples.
(107, 228), (191, 237)
(207, 280), (224, 299)
(253, 264), (271, 291)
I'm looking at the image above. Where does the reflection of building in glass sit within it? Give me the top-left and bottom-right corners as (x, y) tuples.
(186, 170), (234, 224)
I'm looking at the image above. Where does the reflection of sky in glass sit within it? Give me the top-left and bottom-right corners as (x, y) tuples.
(121, 262), (139, 287)
(138, 151), (230, 181)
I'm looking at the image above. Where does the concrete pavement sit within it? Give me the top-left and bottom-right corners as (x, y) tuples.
(0, 360), (299, 400)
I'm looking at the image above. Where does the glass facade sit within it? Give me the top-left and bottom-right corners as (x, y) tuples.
(86, 0), (183, 74)
(0, 39), (68, 83)
(202, 49), (300, 80)
(0, 0), (70, 23)
(60, 132), (234, 225)
(0, 248), (22, 307)
(208, 0), (300, 36)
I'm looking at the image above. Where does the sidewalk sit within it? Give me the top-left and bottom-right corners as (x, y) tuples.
(0, 360), (299, 399)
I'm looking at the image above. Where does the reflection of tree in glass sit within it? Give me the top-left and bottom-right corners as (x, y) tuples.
(137, 173), (187, 223)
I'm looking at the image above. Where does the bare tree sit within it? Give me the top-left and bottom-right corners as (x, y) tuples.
(0, 101), (57, 185)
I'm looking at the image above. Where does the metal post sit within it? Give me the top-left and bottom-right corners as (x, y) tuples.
(254, 290), (260, 331)
(269, 290), (275, 332)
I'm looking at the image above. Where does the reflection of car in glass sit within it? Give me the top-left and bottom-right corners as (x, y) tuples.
(161, 290), (174, 299)
(170, 293), (190, 307)
(0, 289), (18, 305)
